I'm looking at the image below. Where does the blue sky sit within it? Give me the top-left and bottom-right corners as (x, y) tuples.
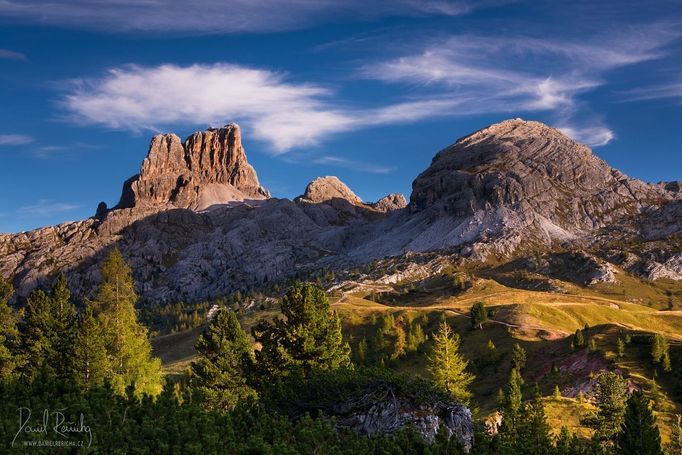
(1, 0), (681, 233)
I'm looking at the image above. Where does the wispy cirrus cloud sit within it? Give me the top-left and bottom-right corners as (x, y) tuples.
(0, 48), (26, 60)
(0, 134), (33, 145)
(17, 200), (79, 217)
(557, 126), (615, 147)
(313, 156), (395, 174)
(620, 82), (682, 102)
(360, 25), (680, 147)
(0, 0), (490, 34)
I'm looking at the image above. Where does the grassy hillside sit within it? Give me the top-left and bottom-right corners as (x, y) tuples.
(152, 273), (682, 441)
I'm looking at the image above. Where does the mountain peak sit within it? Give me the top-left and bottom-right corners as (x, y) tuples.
(117, 123), (269, 211)
(297, 176), (363, 205)
(409, 118), (670, 232)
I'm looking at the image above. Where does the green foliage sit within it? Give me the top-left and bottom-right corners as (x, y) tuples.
(554, 385), (562, 399)
(407, 322), (426, 353)
(391, 318), (406, 360)
(483, 339), (500, 365)
(19, 274), (78, 380)
(616, 391), (663, 455)
(71, 306), (109, 390)
(0, 276), (19, 378)
(190, 308), (256, 410)
(470, 302), (488, 329)
(511, 343), (527, 371)
(91, 248), (163, 396)
(669, 414), (682, 455)
(651, 334), (671, 372)
(427, 322), (474, 404)
(617, 337), (626, 359)
(252, 283), (351, 380)
(589, 338), (598, 353)
(583, 371), (629, 446)
(574, 328), (586, 349)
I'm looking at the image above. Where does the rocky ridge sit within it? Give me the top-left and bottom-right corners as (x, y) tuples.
(0, 119), (679, 303)
(117, 124), (269, 211)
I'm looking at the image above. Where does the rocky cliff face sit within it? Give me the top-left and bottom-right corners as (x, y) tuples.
(0, 119), (679, 303)
(118, 124), (269, 211)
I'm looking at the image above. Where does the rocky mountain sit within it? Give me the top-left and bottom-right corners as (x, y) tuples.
(117, 123), (269, 211)
(0, 119), (680, 303)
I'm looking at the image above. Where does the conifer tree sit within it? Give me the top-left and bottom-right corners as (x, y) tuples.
(356, 338), (368, 365)
(0, 276), (19, 378)
(617, 337), (626, 359)
(72, 306), (108, 390)
(470, 302), (488, 329)
(518, 386), (553, 455)
(391, 322), (406, 360)
(583, 371), (629, 446)
(574, 329), (585, 349)
(427, 322), (474, 404)
(19, 276), (77, 380)
(252, 283), (350, 379)
(511, 343), (527, 371)
(92, 248), (163, 396)
(668, 414), (682, 455)
(190, 308), (256, 410)
(407, 322), (425, 352)
(617, 391), (663, 455)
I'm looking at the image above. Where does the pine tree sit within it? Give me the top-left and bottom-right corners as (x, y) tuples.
(554, 385), (562, 399)
(583, 371), (629, 446)
(49, 274), (78, 377)
(496, 367), (524, 453)
(588, 338), (598, 353)
(19, 276), (77, 380)
(0, 276), (19, 378)
(668, 414), (682, 455)
(71, 306), (108, 390)
(190, 308), (256, 410)
(617, 337), (626, 359)
(484, 339), (500, 365)
(92, 248), (163, 396)
(407, 323), (425, 352)
(617, 391), (663, 455)
(427, 322), (474, 404)
(518, 386), (553, 455)
(391, 322), (406, 360)
(252, 283), (350, 379)
(470, 302), (488, 329)
(511, 343), (527, 371)
(574, 329), (585, 349)
(356, 338), (368, 365)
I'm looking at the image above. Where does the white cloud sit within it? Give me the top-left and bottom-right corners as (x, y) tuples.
(63, 63), (356, 153)
(61, 63), (462, 153)
(0, 0), (484, 34)
(313, 156), (394, 174)
(558, 126), (615, 147)
(620, 82), (682, 102)
(0, 48), (26, 60)
(0, 134), (34, 145)
(17, 200), (79, 217)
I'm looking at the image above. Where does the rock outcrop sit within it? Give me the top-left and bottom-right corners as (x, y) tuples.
(118, 124), (269, 211)
(332, 380), (474, 450)
(297, 176), (363, 205)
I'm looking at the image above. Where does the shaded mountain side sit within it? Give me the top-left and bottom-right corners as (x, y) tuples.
(0, 119), (679, 303)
